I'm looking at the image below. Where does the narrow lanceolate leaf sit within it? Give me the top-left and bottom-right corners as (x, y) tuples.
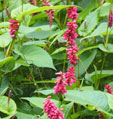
(11, 4), (75, 20)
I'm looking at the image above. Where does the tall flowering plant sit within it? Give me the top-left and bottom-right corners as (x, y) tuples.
(54, 7), (79, 95)
(43, 7), (79, 118)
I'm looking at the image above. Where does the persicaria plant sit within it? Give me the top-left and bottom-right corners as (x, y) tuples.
(0, 0), (113, 119)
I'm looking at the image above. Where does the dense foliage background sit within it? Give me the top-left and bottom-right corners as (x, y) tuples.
(1, 0), (113, 119)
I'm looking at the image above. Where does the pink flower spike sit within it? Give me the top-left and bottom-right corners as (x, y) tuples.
(104, 84), (113, 94)
(54, 71), (67, 95)
(9, 19), (19, 39)
(67, 7), (78, 21)
(67, 22), (78, 30)
(108, 9), (113, 28)
(41, 0), (55, 27)
(66, 45), (78, 65)
(43, 96), (64, 119)
(65, 66), (76, 86)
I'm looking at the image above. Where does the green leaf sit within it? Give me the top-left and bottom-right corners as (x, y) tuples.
(11, 4), (73, 20)
(17, 45), (55, 69)
(63, 102), (74, 119)
(99, 44), (113, 53)
(0, 96), (17, 115)
(0, 33), (12, 48)
(78, 9), (99, 36)
(23, 41), (46, 47)
(79, 0), (98, 21)
(85, 70), (113, 83)
(80, 22), (108, 40)
(65, 90), (113, 117)
(22, 97), (58, 109)
(0, 57), (15, 73)
(36, 89), (54, 95)
(71, 109), (98, 118)
(51, 47), (66, 55)
(0, 78), (8, 95)
(0, 22), (9, 28)
(16, 112), (38, 119)
(99, 3), (113, 17)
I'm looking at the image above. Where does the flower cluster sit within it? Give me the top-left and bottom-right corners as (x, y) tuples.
(54, 7), (79, 95)
(43, 96), (64, 119)
(54, 72), (67, 95)
(108, 9), (113, 28)
(66, 45), (78, 65)
(104, 84), (113, 95)
(65, 66), (76, 86)
(67, 7), (78, 22)
(9, 20), (19, 39)
(41, 0), (55, 27)
(99, 84), (113, 119)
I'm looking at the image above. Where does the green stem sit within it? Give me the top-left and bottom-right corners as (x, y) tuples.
(80, 78), (85, 89)
(104, 26), (109, 48)
(96, 53), (106, 89)
(79, 58), (88, 74)
(22, 55), (39, 91)
(6, 39), (15, 57)
(63, 51), (67, 72)
(28, 66), (39, 90)
(104, 4), (112, 48)
(9, 83), (23, 103)
(37, 68), (43, 81)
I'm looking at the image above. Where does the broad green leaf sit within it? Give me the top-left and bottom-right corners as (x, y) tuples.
(11, 4), (73, 20)
(80, 22), (108, 40)
(16, 112), (38, 119)
(65, 90), (113, 117)
(106, 93), (113, 110)
(11, 3), (37, 19)
(99, 3), (113, 17)
(0, 96), (17, 115)
(63, 102), (74, 119)
(0, 33), (12, 48)
(23, 41), (46, 47)
(36, 89), (54, 95)
(0, 22), (9, 28)
(0, 78), (8, 95)
(71, 109), (98, 119)
(19, 25), (41, 35)
(22, 97), (58, 109)
(26, 31), (50, 40)
(0, 57), (15, 73)
(79, 0), (98, 21)
(0, 51), (4, 60)
(78, 9), (99, 36)
(8, 0), (22, 12)
(77, 45), (98, 56)
(18, 45), (55, 69)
